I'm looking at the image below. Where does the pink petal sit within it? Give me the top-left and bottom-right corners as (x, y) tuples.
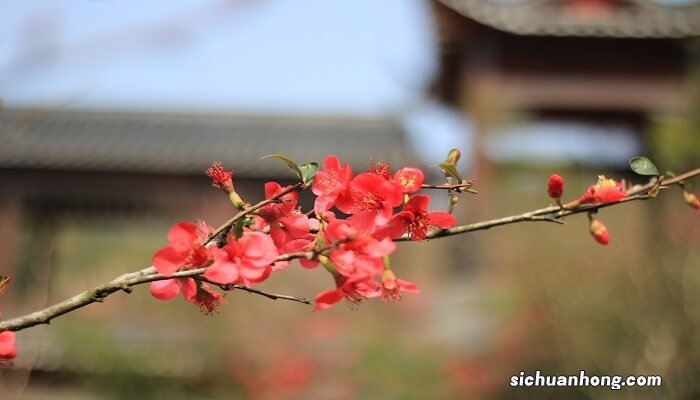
(428, 212), (457, 229)
(349, 211), (377, 233)
(179, 278), (198, 303)
(397, 279), (419, 293)
(264, 181), (283, 200)
(313, 289), (345, 312)
(405, 194), (430, 213)
(323, 156), (341, 171)
(150, 279), (180, 300)
(167, 222), (197, 249)
(152, 246), (183, 277)
(203, 261), (239, 284)
(0, 331), (15, 345)
(298, 258), (319, 269)
(363, 237), (396, 258)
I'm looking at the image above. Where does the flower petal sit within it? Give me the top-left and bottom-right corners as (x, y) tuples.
(152, 246), (183, 277)
(150, 279), (180, 300)
(427, 212), (457, 229)
(313, 289), (345, 312)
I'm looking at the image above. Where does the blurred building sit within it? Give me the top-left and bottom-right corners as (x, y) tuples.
(0, 108), (414, 287)
(432, 0), (700, 173)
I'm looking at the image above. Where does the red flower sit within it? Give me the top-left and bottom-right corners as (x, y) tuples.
(589, 219), (609, 245)
(324, 219), (397, 277)
(204, 231), (279, 286)
(547, 174), (564, 199)
(375, 194), (456, 241)
(0, 331), (17, 360)
(313, 274), (380, 311)
(206, 162), (234, 193)
(312, 156), (353, 214)
(393, 167), (424, 194)
(578, 175), (626, 204)
(336, 172), (404, 232)
(379, 270), (419, 302)
(152, 222), (212, 277)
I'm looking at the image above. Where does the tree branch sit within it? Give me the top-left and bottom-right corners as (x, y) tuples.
(1, 168), (698, 332)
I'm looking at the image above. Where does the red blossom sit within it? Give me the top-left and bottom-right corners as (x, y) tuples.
(577, 175), (626, 204)
(547, 174), (564, 199)
(0, 331), (16, 360)
(313, 274), (380, 311)
(204, 231), (279, 286)
(589, 219), (609, 245)
(152, 222), (212, 277)
(336, 172), (404, 232)
(324, 219), (397, 277)
(379, 270), (419, 302)
(393, 167), (424, 194)
(206, 162), (234, 193)
(312, 156), (353, 214)
(375, 194), (456, 241)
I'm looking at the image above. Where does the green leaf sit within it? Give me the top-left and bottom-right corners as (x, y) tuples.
(261, 154), (302, 180)
(430, 162), (463, 182)
(629, 156), (659, 176)
(232, 218), (246, 239)
(298, 162), (319, 184)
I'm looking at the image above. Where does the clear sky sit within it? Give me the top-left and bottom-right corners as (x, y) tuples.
(0, 0), (437, 116)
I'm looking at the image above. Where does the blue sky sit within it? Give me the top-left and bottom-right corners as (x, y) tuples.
(0, 0), (437, 115)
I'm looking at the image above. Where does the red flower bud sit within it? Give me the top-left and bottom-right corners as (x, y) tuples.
(684, 191), (700, 210)
(547, 174), (565, 199)
(589, 219), (609, 245)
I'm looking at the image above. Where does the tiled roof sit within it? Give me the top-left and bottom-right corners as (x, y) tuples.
(0, 109), (413, 177)
(437, 0), (700, 38)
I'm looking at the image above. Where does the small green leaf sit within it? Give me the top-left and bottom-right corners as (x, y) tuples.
(261, 154), (302, 180)
(232, 218), (246, 239)
(430, 162), (463, 182)
(315, 235), (327, 249)
(629, 156), (659, 176)
(298, 162), (319, 184)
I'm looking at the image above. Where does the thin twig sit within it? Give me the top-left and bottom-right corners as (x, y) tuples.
(203, 182), (304, 247)
(421, 181), (478, 194)
(0, 238), (314, 333)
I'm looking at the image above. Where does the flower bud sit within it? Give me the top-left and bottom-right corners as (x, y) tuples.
(589, 219), (609, 245)
(445, 148), (461, 165)
(684, 191), (700, 210)
(547, 174), (565, 199)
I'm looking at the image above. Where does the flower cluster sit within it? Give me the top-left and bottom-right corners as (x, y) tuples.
(148, 156), (459, 314)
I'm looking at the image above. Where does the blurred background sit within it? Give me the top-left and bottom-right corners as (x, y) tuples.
(1, 0), (700, 399)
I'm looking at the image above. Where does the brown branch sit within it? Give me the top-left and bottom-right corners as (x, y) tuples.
(398, 169), (700, 241)
(421, 181), (478, 193)
(1, 168), (698, 333)
(0, 250), (314, 332)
